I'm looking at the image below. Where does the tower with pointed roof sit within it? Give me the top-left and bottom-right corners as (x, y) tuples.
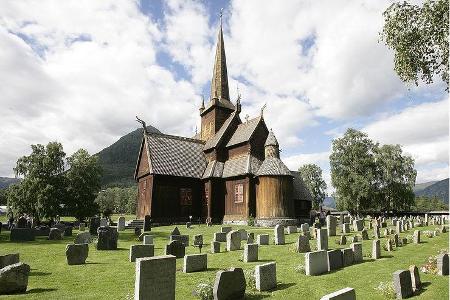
(200, 17), (235, 141)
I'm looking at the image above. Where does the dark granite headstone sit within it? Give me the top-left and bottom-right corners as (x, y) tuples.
(89, 217), (100, 235)
(0, 262), (30, 294)
(393, 270), (413, 299)
(171, 226), (180, 235)
(34, 225), (50, 236)
(143, 215), (151, 231)
(65, 244), (89, 265)
(213, 268), (246, 300)
(48, 228), (63, 240)
(10, 228), (35, 242)
(165, 240), (185, 258)
(96, 226), (118, 250)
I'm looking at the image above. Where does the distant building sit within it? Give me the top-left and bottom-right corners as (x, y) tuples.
(134, 20), (312, 226)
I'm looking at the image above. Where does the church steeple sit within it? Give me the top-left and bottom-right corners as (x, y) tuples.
(210, 13), (230, 101)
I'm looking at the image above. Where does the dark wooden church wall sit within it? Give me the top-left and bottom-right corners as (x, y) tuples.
(224, 176), (253, 220)
(137, 175), (153, 219)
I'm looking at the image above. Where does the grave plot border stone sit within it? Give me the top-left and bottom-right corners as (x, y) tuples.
(320, 287), (356, 300)
(327, 250), (343, 271)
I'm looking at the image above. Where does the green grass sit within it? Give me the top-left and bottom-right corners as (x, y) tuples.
(0, 221), (448, 299)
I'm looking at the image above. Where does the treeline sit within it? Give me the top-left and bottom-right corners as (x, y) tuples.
(94, 187), (137, 217)
(411, 196), (449, 212)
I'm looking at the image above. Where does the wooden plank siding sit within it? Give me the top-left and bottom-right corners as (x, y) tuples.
(223, 176), (255, 221)
(256, 176), (295, 219)
(137, 175), (153, 218)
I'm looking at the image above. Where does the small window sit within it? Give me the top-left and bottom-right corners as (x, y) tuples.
(180, 188), (192, 206)
(234, 183), (244, 203)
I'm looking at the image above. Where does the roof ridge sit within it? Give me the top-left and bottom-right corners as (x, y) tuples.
(147, 132), (205, 144)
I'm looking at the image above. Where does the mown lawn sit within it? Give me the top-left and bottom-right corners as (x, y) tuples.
(0, 220), (448, 299)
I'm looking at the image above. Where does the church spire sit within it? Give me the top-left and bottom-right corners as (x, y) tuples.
(210, 9), (230, 101)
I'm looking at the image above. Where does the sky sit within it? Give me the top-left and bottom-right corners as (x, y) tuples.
(0, 0), (448, 190)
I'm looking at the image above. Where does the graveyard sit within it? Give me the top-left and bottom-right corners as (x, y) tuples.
(0, 215), (448, 299)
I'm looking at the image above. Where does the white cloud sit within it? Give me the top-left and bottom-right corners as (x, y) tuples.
(415, 166), (449, 183)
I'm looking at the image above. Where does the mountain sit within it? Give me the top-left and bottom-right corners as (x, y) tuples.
(0, 177), (19, 190)
(323, 196), (336, 209)
(96, 125), (161, 187)
(413, 180), (438, 192)
(415, 178), (449, 204)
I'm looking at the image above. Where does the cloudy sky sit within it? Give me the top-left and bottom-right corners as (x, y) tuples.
(0, 0), (448, 189)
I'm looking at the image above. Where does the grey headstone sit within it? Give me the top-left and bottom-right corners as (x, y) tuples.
(320, 287), (356, 300)
(213, 268), (246, 300)
(317, 228), (328, 251)
(244, 244), (258, 262)
(274, 225), (285, 245)
(0, 253), (19, 269)
(413, 230), (420, 244)
(211, 241), (220, 253)
(226, 230), (241, 251)
(183, 253), (207, 273)
(305, 250), (328, 276)
(0, 262), (31, 294)
(134, 255), (176, 300)
(10, 228), (35, 242)
(361, 228), (369, 240)
(97, 226), (118, 250)
(143, 235), (153, 245)
(393, 270), (413, 299)
(326, 215), (337, 236)
(247, 232), (254, 244)
(130, 244), (154, 262)
(169, 235), (189, 246)
(165, 240), (185, 258)
(351, 243), (363, 263)
(372, 240), (380, 259)
(353, 219), (363, 231)
(409, 265), (421, 292)
(238, 229), (247, 240)
(221, 226), (232, 234)
(33, 225), (50, 237)
(342, 223), (350, 234)
(437, 254), (449, 275)
(65, 243), (89, 265)
(117, 216), (125, 231)
(255, 262), (276, 292)
(327, 249), (343, 271)
(214, 232), (227, 242)
(341, 248), (354, 267)
(286, 226), (297, 234)
(296, 235), (311, 253)
(74, 232), (92, 244)
(257, 234), (269, 245)
(339, 235), (347, 245)
(48, 228), (63, 240)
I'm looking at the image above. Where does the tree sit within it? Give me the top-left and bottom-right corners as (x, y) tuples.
(330, 129), (378, 213)
(94, 189), (116, 217)
(65, 149), (102, 221)
(412, 196), (448, 211)
(381, 0), (449, 89)
(0, 189), (6, 205)
(9, 142), (66, 222)
(298, 164), (327, 209)
(374, 144), (416, 211)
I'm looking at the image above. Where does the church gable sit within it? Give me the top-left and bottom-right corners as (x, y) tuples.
(134, 137), (151, 180)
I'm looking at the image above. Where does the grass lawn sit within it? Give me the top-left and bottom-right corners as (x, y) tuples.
(0, 221), (448, 299)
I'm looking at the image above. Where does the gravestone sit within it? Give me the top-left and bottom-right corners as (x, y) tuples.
(413, 230), (420, 244)
(170, 235), (189, 246)
(193, 234), (203, 246)
(393, 234), (399, 247)
(48, 228), (63, 240)
(320, 287), (356, 300)
(351, 243), (363, 263)
(361, 228), (369, 240)
(342, 223), (350, 234)
(274, 225), (285, 245)
(305, 250), (328, 276)
(135, 227), (142, 236)
(327, 249), (343, 271)
(117, 216), (125, 231)
(339, 235), (347, 245)
(75, 232), (92, 244)
(353, 219), (363, 231)
(409, 265), (421, 292)
(396, 222), (402, 234)
(213, 268), (246, 300)
(211, 241), (220, 253)
(0, 254), (19, 269)
(257, 234), (269, 245)
(34, 225), (50, 237)
(255, 262), (276, 292)
(393, 270), (413, 299)
(286, 226), (297, 234)
(437, 254), (449, 275)
(89, 217), (100, 235)
(341, 248), (354, 267)
(65, 244), (89, 265)
(134, 255), (176, 300)
(221, 226), (232, 234)
(100, 218), (107, 227)
(130, 244), (154, 262)
(226, 230), (241, 251)
(247, 232), (254, 244)
(296, 235), (311, 253)
(238, 229), (247, 240)
(301, 223), (310, 239)
(171, 226), (180, 235)
(143, 235), (153, 245)
(10, 228), (35, 242)
(165, 240), (185, 258)
(350, 236), (358, 244)
(143, 215), (151, 232)
(0, 262), (30, 294)
(244, 244), (258, 262)
(183, 253), (207, 273)
(97, 226), (118, 250)
(372, 240), (381, 259)
(326, 215), (337, 236)
(401, 237), (407, 246)
(214, 232), (227, 242)
(373, 226), (380, 239)
(317, 228), (328, 251)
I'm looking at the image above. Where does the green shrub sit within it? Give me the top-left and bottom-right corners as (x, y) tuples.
(193, 281), (214, 300)
(375, 281), (395, 299)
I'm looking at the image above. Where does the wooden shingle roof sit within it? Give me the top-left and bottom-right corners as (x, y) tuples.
(222, 155), (263, 178)
(256, 157), (292, 176)
(291, 171), (313, 202)
(226, 116), (262, 147)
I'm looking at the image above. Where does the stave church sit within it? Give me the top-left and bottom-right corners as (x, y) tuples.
(134, 20), (312, 226)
